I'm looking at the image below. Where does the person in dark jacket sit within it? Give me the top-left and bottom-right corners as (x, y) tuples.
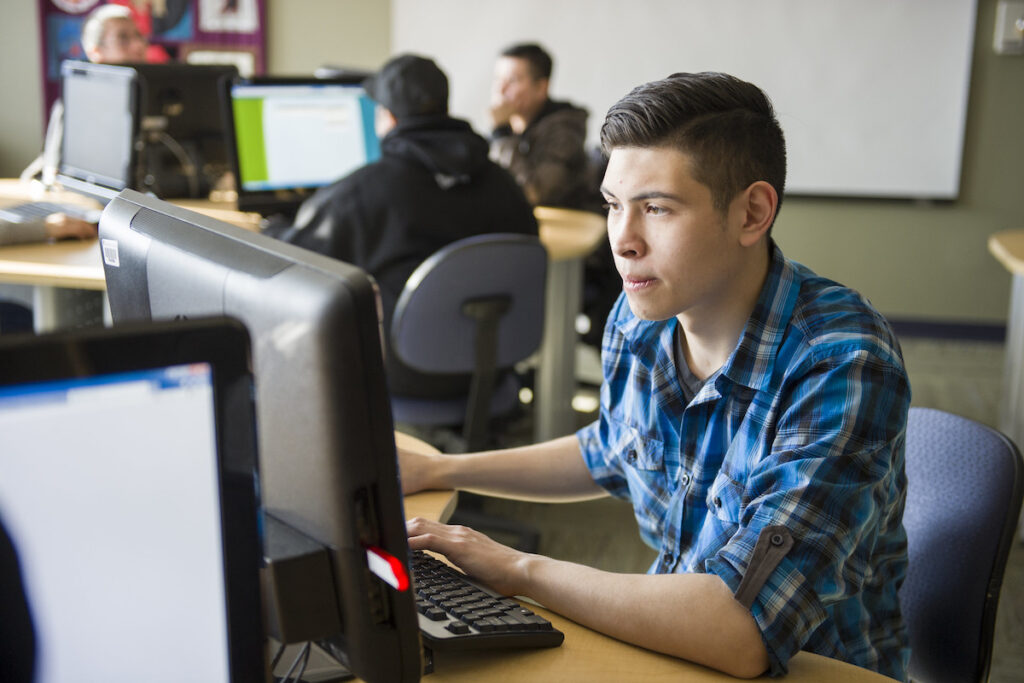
(489, 43), (593, 210)
(269, 54), (538, 398)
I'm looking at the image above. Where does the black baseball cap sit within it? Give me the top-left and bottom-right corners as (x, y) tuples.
(362, 54), (449, 118)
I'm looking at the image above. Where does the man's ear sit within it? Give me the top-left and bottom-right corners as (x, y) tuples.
(736, 181), (777, 247)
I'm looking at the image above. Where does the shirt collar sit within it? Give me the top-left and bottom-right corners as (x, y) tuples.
(718, 241), (800, 391)
(613, 242), (799, 392)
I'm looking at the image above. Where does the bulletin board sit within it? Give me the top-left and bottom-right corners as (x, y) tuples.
(37, 0), (266, 118)
(394, 0), (978, 200)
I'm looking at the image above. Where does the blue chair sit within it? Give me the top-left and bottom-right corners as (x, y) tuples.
(900, 407), (1023, 683)
(0, 301), (33, 334)
(389, 233), (547, 453)
(389, 233), (547, 552)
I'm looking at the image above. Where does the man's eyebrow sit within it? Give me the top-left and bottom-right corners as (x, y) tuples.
(600, 187), (684, 203)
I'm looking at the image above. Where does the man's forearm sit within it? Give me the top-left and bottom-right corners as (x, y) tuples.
(519, 555), (770, 678)
(432, 434), (605, 502)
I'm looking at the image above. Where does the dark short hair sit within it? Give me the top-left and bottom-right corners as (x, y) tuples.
(600, 72), (786, 225)
(500, 43), (552, 81)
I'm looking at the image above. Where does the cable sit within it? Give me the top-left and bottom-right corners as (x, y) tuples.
(270, 641), (287, 670)
(278, 641), (311, 683)
(153, 131), (200, 198)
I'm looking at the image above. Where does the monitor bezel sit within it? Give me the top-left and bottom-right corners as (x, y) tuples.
(221, 75), (376, 217)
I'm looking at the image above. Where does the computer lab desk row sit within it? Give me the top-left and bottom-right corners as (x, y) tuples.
(0, 179), (605, 443)
(396, 432), (896, 683)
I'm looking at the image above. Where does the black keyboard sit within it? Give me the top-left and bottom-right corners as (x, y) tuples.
(410, 550), (564, 651)
(0, 201), (101, 224)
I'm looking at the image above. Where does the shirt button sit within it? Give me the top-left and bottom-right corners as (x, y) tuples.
(626, 449), (637, 464)
(662, 552), (675, 566)
(713, 496), (722, 508)
(680, 472), (691, 487)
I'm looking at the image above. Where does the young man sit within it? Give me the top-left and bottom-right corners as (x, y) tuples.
(268, 54), (537, 398)
(401, 72), (911, 680)
(488, 43), (592, 209)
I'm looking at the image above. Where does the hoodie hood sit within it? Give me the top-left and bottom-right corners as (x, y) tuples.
(382, 115), (491, 189)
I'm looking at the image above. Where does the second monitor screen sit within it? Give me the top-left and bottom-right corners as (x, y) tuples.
(228, 81), (381, 194)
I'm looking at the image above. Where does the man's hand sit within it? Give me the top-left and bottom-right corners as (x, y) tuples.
(489, 95), (514, 130)
(406, 516), (532, 596)
(44, 213), (97, 240)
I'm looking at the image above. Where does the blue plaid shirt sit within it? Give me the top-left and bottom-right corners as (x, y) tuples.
(577, 244), (910, 680)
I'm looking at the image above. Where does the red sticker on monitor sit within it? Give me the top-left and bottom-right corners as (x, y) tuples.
(365, 546), (410, 591)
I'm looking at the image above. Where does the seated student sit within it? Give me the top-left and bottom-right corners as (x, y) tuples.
(489, 43), (593, 210)
(24, 3), (151, 189)
(268, 54), (538, 398)
(80, 3), (151, 64)
(400, 72), (911, 680)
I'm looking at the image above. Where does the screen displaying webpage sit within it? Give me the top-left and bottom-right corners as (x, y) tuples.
(230, 81), (381, 192)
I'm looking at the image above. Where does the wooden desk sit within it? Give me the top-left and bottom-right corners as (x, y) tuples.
(989, 230), (1024, 451)
(988, 230), (1024, 541)
(385, 432), (896, 682)
(0, 180), (261, 331)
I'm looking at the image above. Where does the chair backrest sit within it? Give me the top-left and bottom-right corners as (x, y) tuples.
(391, 233), (547, 374)
(900, 407), (1023, 683)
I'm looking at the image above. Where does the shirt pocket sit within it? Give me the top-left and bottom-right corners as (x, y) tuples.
(706, 470), (745, 525)
(609, 420), (668, 545)
(610, 420), (665, 472)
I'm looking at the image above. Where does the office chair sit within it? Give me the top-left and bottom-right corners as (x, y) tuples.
(389, 233), (547, 551)
(0, 301), (33, 334)
(900, 407), (1023, 683)
(389, 233), (547, 452)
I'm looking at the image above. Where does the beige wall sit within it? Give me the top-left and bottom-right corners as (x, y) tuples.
(1, 0), (1021, 324)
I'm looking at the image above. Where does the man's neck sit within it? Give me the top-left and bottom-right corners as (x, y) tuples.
(677, 245), (772, 381)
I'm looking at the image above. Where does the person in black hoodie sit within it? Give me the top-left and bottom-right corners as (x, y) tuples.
(269, 54), (538, 398)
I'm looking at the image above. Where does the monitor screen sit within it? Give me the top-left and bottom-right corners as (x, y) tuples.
(224, 77), (381, 216)
(0, 319), (265, 683)
(98, 189), (421, 682)
(57, 60), (139, 203)
(128, 63), (239, 199)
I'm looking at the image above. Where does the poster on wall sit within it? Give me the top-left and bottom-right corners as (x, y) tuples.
(37, 0), (266, 124)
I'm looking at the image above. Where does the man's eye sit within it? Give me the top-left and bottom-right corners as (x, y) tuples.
(646, 205), (666, 215)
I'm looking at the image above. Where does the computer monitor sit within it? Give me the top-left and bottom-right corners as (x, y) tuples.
(98, 189), (422, 682)
(223, 76), (381, 216)
(128, 63), (239, 199)
(0, 318), (266, 683)
(57, 60), (140, 204)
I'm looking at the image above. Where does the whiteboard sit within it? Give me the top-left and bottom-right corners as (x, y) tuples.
(393, 0), (976, 199)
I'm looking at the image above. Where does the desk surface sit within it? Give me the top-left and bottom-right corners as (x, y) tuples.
(0, 182), (606, 288)
(391, 437), (894, 683)
(989, 230), (1024, 276)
